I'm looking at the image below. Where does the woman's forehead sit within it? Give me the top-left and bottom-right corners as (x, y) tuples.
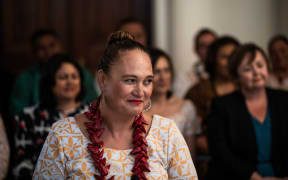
(110, 49), (152, 75)
(240, 51), (264, 66)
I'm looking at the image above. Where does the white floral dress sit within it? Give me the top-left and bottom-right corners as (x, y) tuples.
(168, 101), (201, 137)
(33, 115), (198, 180)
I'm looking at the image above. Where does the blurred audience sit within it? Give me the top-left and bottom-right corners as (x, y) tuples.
(193, 28), (217, 83)
(10, 29), (98, 115)
(0, 114), (10, 180)
(174, 28), (217, 98)
(266, 34), (288, 90)
(207, 43), (288, 180)
(185, 36), (240, 179)
(145, 48), (201, 157)
(117, 17), (147, 47)
(13, 54), (89, 179)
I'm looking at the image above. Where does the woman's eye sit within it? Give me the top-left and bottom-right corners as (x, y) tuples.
(144, 79), (153, 85)
(164, 68), (170, 73)
(57, 74), (67, 80)
(153, 70), (160, 75)
(256, 62), (263, 68)
(72, 74), (79, 79)
(124, 79), (136, 84)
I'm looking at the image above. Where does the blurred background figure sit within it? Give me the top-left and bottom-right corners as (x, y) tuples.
(10, 29), (98, 115)
(117, 17), (147, 47)
(193, 28), (217, 84)
(207, 43), (288, 180)
(0, 114), (10, 180)
(185, 36), (240, 180)
(13, 54), (89, 179)
(173, 28), (217, 98)
(267, 34), (288, 90)
(145, 48), (201, 158)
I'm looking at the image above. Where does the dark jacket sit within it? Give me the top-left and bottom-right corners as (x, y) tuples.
(207, 88), (288, 180)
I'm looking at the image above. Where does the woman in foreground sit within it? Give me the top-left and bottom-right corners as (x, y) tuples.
(33, 31), (198, 180)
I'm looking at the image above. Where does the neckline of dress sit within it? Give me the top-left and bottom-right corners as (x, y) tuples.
(71, 114), (161, 151)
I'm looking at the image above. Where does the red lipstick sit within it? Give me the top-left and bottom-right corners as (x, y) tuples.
(128, 100), (143, 105)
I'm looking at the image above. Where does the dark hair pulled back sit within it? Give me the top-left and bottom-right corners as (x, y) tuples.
(98, 31), (149, 74)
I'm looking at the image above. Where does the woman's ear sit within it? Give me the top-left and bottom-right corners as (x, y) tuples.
(97, 69), (107, 92)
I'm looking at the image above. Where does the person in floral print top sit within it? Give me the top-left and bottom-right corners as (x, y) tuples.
(13, 54), (90, 179)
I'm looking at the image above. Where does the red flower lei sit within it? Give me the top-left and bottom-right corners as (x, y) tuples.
(84, 96), (150, 180)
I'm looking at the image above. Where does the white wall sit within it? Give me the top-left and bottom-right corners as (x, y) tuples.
(153, 0), (288, 98)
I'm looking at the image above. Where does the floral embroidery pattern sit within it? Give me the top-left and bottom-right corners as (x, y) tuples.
(33, 115), (198, 180)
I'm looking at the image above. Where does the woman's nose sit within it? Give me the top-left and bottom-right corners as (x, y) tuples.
(67, 76), (74, 84)
(133, 83), (144, 97)
(252, 66), (260, 76)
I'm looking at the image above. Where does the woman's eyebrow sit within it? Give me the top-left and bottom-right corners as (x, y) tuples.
(121, 75), (137, 78)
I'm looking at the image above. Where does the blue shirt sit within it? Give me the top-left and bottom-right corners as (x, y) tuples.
(250, 109), (274, 176)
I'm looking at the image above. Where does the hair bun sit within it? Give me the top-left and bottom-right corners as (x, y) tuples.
(107, 31), (135, 46)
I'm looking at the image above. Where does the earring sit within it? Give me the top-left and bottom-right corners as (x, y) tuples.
(144, 99), (152, 112)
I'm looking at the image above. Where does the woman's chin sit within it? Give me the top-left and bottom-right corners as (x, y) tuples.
(126, 108), (143, 117)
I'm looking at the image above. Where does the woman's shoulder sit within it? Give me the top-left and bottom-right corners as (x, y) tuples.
(50, 117), (82, 135)
(266, 88), (288, 105)
(182, 99), (195, 109)
(214, 90), (241, 102)
(169, 95), (181, 103)
(168, 95), (188, 107)
(177, 99), (196, 117)
(68, 103), (89, 116)
(266, 87), (288, 97)
(150, 115), (180, 135)
(150, 115), (191, 156)
(208, 91), (244, 112)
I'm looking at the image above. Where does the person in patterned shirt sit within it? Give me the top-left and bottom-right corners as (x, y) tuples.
(13, 54), (89, 179)
(33, 31), (198, 179)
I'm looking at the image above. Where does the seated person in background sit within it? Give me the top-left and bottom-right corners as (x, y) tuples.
(266, 34), (288, 90)
(207, 43), (288, 180)
(173, 28), (217, 98)
(185, 36), (240, 180)
(10, 29), (98, 115)
(145, 48), (201, 158)
(193, 28), (217, 83)
(0, 114), (10, 180)
(13, 54), (89, 179)
(33, 31), (198, 180)
(117, 17), (147, 47)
